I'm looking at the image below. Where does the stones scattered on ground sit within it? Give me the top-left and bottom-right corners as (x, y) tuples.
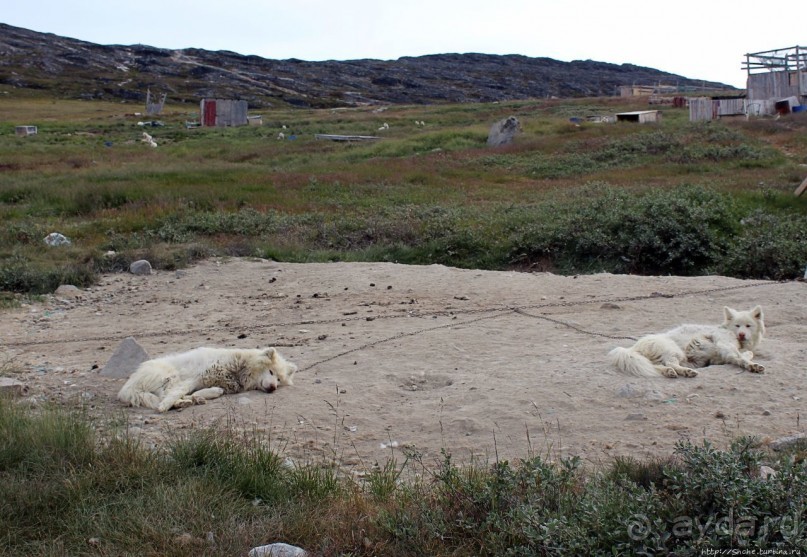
(100, 337), (150, 378)
(129, 259), (152, 275)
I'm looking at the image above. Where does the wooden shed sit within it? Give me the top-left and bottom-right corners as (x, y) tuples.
(689, 97), (748, 122)
(616, 110), (661, 124)
(744, 46), (807, 107)
(200, 99), (249, 127)
(15, 125), (37, 136)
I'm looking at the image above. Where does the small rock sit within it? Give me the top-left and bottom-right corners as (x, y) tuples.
(129, 260), (152, 276)
(248, 542), (309, 557)
(55, 284), (82, 299)
(616, 383), (640, 398)
(762, 409), (772, 416)
(715, 411), (726, 419)
(625, 413), (647, 421)
(600, 302), (621, 310)
(0, 378), (29, 397)
(174, 533), (194, 546)
(759, 465), (776, 480)
(770, 433), (807, 451)
(486, 115), (522, 147)
(44, 232), (71, 246)
(100, 337), (150, 378)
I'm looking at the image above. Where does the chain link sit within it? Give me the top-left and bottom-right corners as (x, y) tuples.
(2, 279), (790, 363)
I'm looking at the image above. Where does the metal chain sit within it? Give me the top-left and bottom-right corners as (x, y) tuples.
(1, 278), (789, 350)
(511, 308), (638, 341)
(297, 309), (511, 373)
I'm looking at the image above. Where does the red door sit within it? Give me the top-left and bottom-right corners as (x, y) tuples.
(203, 100), (217, 126)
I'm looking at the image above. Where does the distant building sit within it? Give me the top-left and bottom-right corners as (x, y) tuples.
(615, 110), (661, 124)
(744, 46), (806, 114)
(619, 84), (678, 97)
(15, 125), (37, 136)
(200, 99), (249, 127)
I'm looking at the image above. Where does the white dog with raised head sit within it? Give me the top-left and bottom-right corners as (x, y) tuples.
(118, 347), (297, 412)
(608, 306), (765, 378)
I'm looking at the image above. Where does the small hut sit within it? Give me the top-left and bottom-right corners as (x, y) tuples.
(615, 110), (661, 124)
(200, 99), (249, 127)
(15, 126), (38, 136)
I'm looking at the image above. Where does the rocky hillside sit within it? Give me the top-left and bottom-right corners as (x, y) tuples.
(0, 23), (732, 108)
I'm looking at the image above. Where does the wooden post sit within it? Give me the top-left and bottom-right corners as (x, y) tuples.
(795, 176), (807, 197)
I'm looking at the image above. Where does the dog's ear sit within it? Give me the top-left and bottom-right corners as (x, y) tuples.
(263, 347), (277, 362)
(723, 306), (737, 321)
(751, 306), (765, 336)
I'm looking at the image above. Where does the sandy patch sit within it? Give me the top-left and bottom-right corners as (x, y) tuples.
(2, 258), (805, 471)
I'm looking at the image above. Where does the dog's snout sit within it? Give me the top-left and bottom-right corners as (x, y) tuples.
(267, 384), (276, 393)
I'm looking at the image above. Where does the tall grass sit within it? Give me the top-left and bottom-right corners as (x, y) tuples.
(2, 96), (807, 293)
(1, 397), (805, 556)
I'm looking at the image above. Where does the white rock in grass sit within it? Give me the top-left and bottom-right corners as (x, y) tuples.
(249, 543), (309, 557)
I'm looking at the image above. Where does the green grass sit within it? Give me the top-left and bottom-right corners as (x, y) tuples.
(0, 396), (805, 556)
(1, 95), (807, 294)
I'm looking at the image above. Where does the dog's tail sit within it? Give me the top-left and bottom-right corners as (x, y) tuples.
(117, 362), (172, 410)
(608, 346), (660, 378)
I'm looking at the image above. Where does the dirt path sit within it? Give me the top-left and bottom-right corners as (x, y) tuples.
(2, 258), (805, 472)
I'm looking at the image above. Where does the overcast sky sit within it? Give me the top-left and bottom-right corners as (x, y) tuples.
(4, 1), (804, 89)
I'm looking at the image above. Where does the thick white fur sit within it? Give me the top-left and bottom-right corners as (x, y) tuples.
(608, 306), (765, 378)
(118, 347), (297, 412)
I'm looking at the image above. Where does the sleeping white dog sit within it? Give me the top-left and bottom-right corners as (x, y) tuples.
(118, 346), (297, 412)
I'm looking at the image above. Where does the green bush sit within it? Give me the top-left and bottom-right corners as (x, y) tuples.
(716, 211), (807, 279)
(510, 184), (740, 275)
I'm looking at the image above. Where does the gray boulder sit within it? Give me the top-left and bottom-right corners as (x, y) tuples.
(129, 260), (152, 276)
(100, 337), (150, 378)
(487, 116), (522, 147)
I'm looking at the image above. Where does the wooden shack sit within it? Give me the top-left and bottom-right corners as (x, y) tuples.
(615, 110), (661, 124)
(689, 97), (747, 122)
(744, 46), (807, 109)
(200, 99), (249, 127)
(15, 126), (37, 136)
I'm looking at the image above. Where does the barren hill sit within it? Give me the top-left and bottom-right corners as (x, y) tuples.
(0, 22), (732, 108)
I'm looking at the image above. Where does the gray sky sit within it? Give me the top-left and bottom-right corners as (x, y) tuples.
(4, 1), (804, 89)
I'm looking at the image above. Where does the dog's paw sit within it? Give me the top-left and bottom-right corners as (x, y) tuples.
(679, 368), (698, 378)
(191, 394), (208, 405)
(174, 397), (194, 409)
(662, 367), (678, 378)
(748, 363), (765, 374)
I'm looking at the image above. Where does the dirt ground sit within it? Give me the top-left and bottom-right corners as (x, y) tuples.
(2, 258), (805, 473)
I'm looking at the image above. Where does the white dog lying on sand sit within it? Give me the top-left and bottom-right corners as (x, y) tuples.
(118, 347), (297, 412)
(609, 306), (765, 378)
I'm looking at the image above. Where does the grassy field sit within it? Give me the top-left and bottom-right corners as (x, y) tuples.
(2, 94), (807, 554)
(1, 395), (805, 556)
(1, 94), (807, 295)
